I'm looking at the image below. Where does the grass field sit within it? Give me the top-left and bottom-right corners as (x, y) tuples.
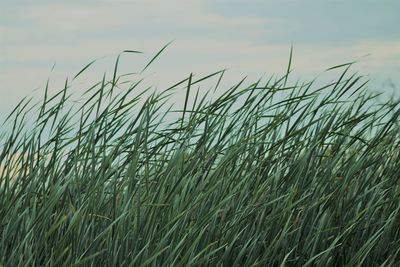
(1, 50), (400, 266)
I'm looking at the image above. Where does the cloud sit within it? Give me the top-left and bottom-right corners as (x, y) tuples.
(210, 0), (400, 44)
(0, 0), (271, 63)
(1, 0), (399, 117)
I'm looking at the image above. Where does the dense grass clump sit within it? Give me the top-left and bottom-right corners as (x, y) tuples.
(1, 50), (400, 266)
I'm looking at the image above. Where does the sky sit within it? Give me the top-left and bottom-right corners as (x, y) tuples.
(1, 0), (399, 116)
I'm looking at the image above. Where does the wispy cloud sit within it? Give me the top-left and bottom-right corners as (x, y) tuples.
(1, 0), (399, 116)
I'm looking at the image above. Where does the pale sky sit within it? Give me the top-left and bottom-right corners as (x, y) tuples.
(1, 0), (399, 116)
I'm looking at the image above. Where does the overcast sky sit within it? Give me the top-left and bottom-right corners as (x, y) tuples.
(1, 0), (399, 115)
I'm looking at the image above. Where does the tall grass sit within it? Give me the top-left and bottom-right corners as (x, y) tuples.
(1, 49), (400, 266)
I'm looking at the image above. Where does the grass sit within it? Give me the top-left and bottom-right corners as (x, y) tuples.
(1, 49), (400, 266)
